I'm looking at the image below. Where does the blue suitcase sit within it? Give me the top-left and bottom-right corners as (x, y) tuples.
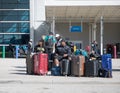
(101, 54), (112, 77)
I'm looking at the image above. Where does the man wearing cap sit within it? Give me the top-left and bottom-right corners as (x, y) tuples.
(55, 34), (63, 47)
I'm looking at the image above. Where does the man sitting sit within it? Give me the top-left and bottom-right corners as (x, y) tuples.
(54, 40), (71, 66)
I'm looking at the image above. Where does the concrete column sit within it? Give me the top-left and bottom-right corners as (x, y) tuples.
(93, 23), (97, 41)
(89, 23), (92, 48)
(33, 0), (46, 45)
(30, 0), (35, 46)
(91, 23), (94, 42)
(52, 16), (55, 35)
(114, 45), (117, 58)
(91, 23), (97, 53)
(34, 0), (46, 28)
(100, 16), (103, 55)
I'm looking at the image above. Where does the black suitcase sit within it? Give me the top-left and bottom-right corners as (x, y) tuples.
(48, 53), (54, 71)
(61, 59), (70, 76)
(116, 43), (120, 58)
(116, 43), (120, 52)
(26, 53), (34, 74)
(85, 60), (99, 77)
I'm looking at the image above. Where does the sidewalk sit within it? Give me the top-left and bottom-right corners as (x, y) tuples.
(0, 58), (120, 93)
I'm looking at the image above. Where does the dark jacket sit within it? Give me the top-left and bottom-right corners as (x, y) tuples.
(56, 38), (63, 47)
(56, 45), (71, 57)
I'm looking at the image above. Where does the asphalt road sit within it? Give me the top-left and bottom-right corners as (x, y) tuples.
(0, 58), (120, 93)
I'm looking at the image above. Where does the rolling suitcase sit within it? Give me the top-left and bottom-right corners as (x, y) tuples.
(85, 60), (99, 77)
(116, 43), (120, 51)
(34, 53), (48, 75)
(61, 59), (70, 76)
(71, 55), (85, 77)
(116, 43), (120, 58)
(26, 53), (34, 75)
(106, 44), (114, 57)
(101, 54), (112, 77)
(48, 53), (54, 71)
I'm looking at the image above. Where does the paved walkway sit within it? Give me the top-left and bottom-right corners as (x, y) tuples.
(0, 58), (120, 93)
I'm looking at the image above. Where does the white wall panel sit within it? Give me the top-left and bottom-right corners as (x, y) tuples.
(45, 0), (120, 6)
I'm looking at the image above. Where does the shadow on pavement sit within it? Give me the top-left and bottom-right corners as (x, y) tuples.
(112, 69), (120, 72)
(13, 69), (26, 72)
(13, 66), (26, 68)
(10, 66), (27, 75)
(10, 72), (26, 75)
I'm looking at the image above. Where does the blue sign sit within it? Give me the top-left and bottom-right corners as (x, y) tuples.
(70, 26), (82, 32)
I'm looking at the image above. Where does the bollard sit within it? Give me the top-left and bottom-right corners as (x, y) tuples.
(15, 45), (19, 59)
(74, 45), (76, 52)
(114, 45), (117, 58)
(2, 46), (5, 58)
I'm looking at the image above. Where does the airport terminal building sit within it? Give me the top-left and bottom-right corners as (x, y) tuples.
(0, 0), (120, 57)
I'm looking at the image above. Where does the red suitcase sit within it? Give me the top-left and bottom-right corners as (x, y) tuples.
(34, 53), (48, 75)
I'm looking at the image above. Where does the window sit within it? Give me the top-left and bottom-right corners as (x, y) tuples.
(0, 0), (29, 9)
(0, 0), (30, 45)
(0, 10), (29, 21)
(0, 34), (29, 44)
(0, 23), (30, 33)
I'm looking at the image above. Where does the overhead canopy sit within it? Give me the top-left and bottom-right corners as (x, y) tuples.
(46, 6), (120, 23)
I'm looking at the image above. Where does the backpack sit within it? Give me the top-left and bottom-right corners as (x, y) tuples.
(45, 36), (54, 48)
(75, 49), (81, 55)
(51, 66), (61, 76)
(81, 49), (88, 57)
(66, 41), (74, 48)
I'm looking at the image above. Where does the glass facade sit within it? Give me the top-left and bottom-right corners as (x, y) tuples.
(0, 0), (29, 9)
(0, 11), (29, 21)
(0, 0), (30, 45)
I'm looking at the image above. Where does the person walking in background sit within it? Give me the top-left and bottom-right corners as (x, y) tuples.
(91, 40), (100, 57)
(26, 39), (34, 74)
(28, 39), (33, 54)
(8, 43), (14, 58)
